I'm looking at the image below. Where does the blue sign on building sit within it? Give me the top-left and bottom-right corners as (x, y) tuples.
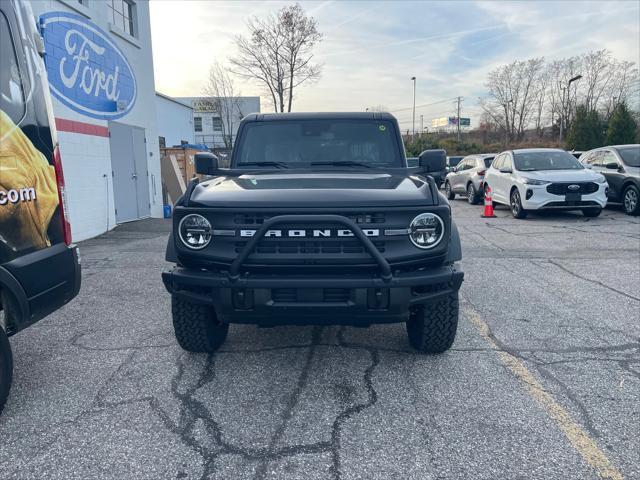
(39, 12), (137, 120)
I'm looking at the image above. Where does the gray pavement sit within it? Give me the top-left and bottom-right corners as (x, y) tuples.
(0, 201), (638, 480)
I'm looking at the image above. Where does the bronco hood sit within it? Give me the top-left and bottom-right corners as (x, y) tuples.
(189, 172), (438, 208)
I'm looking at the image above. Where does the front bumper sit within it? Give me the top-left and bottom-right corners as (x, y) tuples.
(519, 183), (608, 210)
(162, 264), (464, 325)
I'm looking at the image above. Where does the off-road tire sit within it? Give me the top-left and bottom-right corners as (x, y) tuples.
(622, 184), (640, 216)
(445, 181), (455, 200)
(406, 291), (459, 354)
(172, 296), (229, 353)
(582, 208), (602, 218)
(0, 326), (12, 416)
(467, 183), (480, 205)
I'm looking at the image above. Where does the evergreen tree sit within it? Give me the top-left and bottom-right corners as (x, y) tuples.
(566, 106), (603, 150)
(606, 102), (638, 145)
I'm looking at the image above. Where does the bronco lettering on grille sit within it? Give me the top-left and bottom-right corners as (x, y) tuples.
(239, 229), (380, 238)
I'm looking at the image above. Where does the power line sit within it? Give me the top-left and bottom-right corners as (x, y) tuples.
(389, 97), (458, 113)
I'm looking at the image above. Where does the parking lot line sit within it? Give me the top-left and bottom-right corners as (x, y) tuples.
(464, 303), (624, 480)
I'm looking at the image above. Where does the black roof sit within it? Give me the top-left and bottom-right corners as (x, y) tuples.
(242, 112), (397, 122)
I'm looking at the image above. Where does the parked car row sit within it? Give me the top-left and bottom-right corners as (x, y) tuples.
(443, 145), (640, 218)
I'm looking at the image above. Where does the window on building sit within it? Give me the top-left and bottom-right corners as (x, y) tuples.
(212, 117), (223, 132)
(158, 136), (166, 149)
(194, 117), (203, 132)
(107, 0), (136, 37)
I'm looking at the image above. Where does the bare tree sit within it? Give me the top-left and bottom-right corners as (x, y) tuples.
(230, 3), (322, 113)
(480, 58), (544, 140)
(203, 62), (243, 149)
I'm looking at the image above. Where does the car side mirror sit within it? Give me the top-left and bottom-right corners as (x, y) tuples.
(418, 149), (446, 174)
(195, 152), (219, 175)
(499, 167), (512, 174)
(604, 162), (619, 170)
(584, 164), (592, 169)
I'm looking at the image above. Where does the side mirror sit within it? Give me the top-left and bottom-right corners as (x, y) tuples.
(584, 164), (592, 169)
(194, 152), (219, 175)
(604, 162), (619, 170)
(499, 167), (513, 174)
(418, 149), (446, 173)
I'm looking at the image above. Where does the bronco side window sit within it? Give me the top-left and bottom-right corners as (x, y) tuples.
(0, 11), (26, 125)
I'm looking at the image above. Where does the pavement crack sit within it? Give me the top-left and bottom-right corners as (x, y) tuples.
(329, 327), (380, 480)
(252, 327), (322, 480)
(547, 260), (640, 302)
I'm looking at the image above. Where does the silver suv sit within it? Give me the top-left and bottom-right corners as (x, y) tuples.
(444, 154), (496, 204)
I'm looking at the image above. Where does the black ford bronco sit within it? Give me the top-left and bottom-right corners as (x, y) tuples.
(162, 113), (463, 354)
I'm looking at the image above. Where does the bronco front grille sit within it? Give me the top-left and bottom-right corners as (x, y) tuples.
(546, 182), (598, 195)
(235, 239), (386, 254)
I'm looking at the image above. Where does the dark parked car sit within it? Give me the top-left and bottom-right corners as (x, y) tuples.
(444, 154), (496, 204)
(580, 145), (640, 215)
(447, 156), (464, 168)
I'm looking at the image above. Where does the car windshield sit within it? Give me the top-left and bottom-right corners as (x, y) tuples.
(618, 146), (640, 167)
(483, 157), (494, 168)
(514, 151), (584, 171)
(235, 119), (402, 168)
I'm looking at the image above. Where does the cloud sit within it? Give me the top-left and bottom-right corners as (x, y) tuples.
(150, 0), (640, 125)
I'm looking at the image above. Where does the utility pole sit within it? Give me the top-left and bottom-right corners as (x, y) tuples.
(420, 114), (424, 138)
(456, 96), (463, 143)
(411, 76), (416, 139)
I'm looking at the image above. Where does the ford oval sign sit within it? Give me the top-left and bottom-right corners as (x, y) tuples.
(39, 12), (136, 120)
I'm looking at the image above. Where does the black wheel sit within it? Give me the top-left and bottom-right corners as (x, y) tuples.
(622, 185), (640, 215)
(406, 290), (459, 354)
(445, 181), (455, 200)
(510, 188), (527, 219)
(0, 326), (12, 416)
(172, 295), (229, 353)
(582, 208), (602, 218)
(467, 183), (480, 205)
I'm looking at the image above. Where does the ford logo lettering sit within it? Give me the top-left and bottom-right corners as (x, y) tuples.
(39, 12), (137, 120)
(568, 184), (580, 191)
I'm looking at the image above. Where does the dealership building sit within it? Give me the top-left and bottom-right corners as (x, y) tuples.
(177, 96), (260, 150)
(30, 0), (163, 241)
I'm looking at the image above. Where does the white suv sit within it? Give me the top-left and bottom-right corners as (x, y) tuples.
(483, 149), (608, 219)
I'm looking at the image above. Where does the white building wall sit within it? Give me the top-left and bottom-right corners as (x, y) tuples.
(155, 93), (193, 147)
(30, 0), (163, 241)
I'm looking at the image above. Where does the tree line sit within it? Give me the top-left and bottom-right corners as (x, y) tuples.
(478, 50), (639, 146)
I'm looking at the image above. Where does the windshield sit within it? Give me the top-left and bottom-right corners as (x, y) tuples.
(483, 157), (494, 168)
(234, 119), (402, 168)
(618, 146), (640, 167)
(514, 151), (584, 171)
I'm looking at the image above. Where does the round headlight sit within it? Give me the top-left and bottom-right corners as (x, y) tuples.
(178, 214), (212, 250)
(409, 213), (445, 249)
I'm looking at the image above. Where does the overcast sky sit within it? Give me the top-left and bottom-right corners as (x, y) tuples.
(150, 0), (640, 130)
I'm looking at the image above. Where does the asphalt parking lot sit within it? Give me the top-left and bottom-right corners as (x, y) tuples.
(1, 200), (638, 480)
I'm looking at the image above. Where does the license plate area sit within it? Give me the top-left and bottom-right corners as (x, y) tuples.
(565, 193), (582, 202)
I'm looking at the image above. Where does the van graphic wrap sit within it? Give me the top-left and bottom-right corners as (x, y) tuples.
(0, 110), (59, 252)
(39, 12), (137, 120)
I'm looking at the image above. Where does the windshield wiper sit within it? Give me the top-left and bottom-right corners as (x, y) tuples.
(240, 161), (288, 169)
(310, 161), (373, 169)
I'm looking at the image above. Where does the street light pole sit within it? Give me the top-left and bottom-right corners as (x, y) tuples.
(411, 76), (416, 139)
(559, 74), (582, 143)
(420, 114), (423, 138)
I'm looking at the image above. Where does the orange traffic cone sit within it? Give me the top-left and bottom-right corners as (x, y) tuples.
(481, 186), (496, 218)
